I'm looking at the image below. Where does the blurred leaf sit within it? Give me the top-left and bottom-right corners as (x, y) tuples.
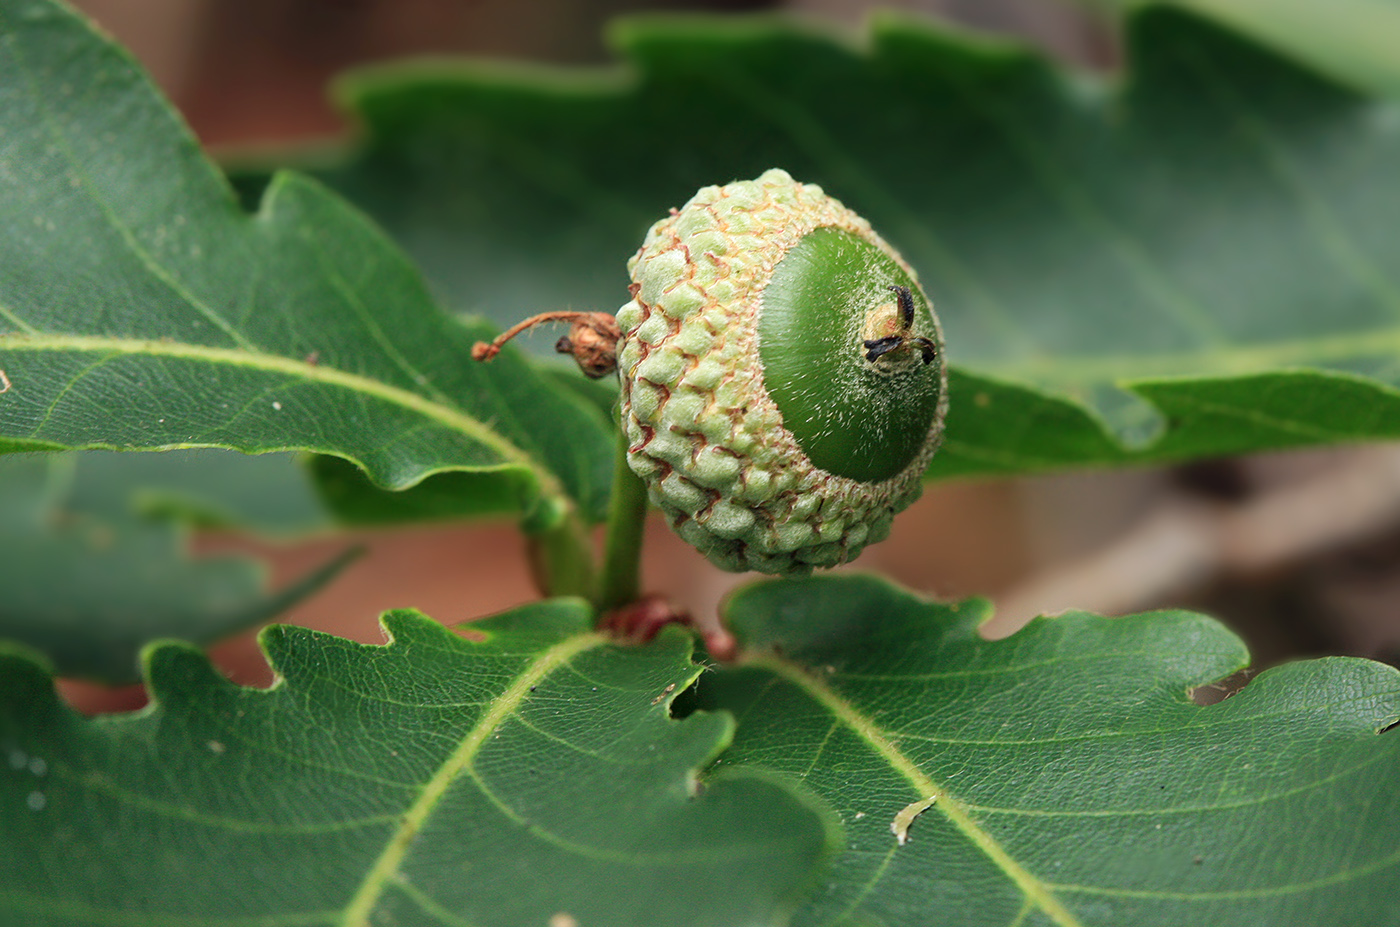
(304, 369), (618, 527)
(62, 448), (330, 535)
(694, 576), (1400, 926)
(0, 602), (837, 926)
(0, 453), (352, 682)
(1085, 0), (1400, 96)
(255, 6), (1400, 479)
(0, 0), (614, 528)
(309, 453), (526, 525)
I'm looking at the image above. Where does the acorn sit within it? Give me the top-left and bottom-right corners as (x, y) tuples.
(615, 169), (947, 575)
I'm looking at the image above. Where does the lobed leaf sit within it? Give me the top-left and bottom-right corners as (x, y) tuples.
(0, 451), (350, 683)
(284, 5), (1400, 479)
(0, 601), (837, 926)
(57, 448), (331, 535)
(0, 0), (614, 527)
(1085, 0), (1400, 96)
(695, 575), (1400, 925)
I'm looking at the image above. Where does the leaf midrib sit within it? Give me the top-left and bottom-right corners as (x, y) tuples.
(971, 324), (1400, 388)
(339, 629), (607, 927)
(750, 652), (1083, 927)
(1, 333), (564, 498)
(2, 7), (578, 515)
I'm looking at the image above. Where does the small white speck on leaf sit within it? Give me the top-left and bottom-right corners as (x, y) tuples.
(26, 791), (45, 812)
(891, 794), (938, 846)
(27, 757), (45, 776)
(549, 914), (579, 927)
(207, 741), (225, 754)
(651, 683), (677, 705)
(272, 401), (282, 411)
(7, 748), (26, 770)
(853, 811), (865, 820)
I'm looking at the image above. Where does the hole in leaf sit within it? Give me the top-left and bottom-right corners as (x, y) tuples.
(1189, 667), (1257, 706)
(667, 676), (702, 720)
(454, 626), (488, 644)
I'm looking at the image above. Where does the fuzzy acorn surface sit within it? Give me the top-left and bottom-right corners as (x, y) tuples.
(616, 169), (948, 575)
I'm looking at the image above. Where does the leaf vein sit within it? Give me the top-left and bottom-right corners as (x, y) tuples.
(712, 59), (1030, 348)
(338, 630), (607, 926)
(934, 58), (1227, 346)
(298, 223), (458, 410)
(958, 747), (1390, 818)
(748, 652), (1085, 927)
(0, 297), (38, 334)
(1046, 838), (1400, 901)
(385, 878), (480, 927)
(0, 333), (565, 499)
(1176, 35), (1400, 322)
(3, 30), (255, 351)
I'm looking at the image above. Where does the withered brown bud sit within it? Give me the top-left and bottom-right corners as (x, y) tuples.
(558, 313), (622, 378)
(471, 310), (619, 379)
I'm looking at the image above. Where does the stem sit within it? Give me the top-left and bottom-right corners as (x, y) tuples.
(528, 512), (597, 602)
(599, 429), (649, 612)
(471, 311), (601, 361)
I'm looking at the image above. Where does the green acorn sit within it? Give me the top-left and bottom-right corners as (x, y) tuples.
(615, 169), (947, 575)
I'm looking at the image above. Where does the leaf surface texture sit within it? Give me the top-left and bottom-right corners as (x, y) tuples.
(0, 602), (835, 925)
(697, 576), (1400, 925)
(0, 0), (613, 525)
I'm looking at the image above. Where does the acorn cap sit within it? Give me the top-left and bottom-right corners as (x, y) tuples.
(616, 169), (948, 574)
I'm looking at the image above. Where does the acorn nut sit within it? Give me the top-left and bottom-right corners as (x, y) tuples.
(616, 168), (948, 575)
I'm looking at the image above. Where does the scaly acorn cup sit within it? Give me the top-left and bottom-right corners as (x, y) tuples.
(616, 169), (948, 575)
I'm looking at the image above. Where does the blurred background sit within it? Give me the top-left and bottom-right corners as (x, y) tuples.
(59, 0), (1400, 708)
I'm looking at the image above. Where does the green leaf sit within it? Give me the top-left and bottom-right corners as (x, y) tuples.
(309, 453), (527, 525)
(269, 7), (1400, 479)
(0, 601), (838, 925)
(0, 0), (613, 527)
(60, 448), (331, 535)
(0, 452), (353, 682)
(936, 368), (1400, 478)
(306, 369), (619, 527)
(694, 575), (1400, 926)
(1084, 0), (1400, 96)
